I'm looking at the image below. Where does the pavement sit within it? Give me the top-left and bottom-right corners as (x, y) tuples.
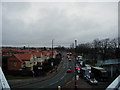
(65, 77), (92, 89)
(65, 75), (111, 90)
(8, 58), (64, 88)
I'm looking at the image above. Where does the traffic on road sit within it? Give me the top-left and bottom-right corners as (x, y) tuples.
(16, 52), (109, 89)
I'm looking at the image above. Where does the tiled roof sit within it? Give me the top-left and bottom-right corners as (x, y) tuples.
(42, 50), (56, 54)
(14, 52), (43, 61)
(14, 53), (32, 61)
(30, 52), (42, 57)
(2, 48), (41, 53)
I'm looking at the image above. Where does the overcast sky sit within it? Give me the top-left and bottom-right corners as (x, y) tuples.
(2, 2), (118, 47)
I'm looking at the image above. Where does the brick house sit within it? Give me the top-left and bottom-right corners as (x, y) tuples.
(8, 53), (38, 71)
(7, 50), (57, 71)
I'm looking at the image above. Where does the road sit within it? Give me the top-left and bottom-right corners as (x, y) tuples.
(19, 52), (75, 89)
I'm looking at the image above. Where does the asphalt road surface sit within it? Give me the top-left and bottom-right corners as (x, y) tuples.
(19, 52), (75, 89)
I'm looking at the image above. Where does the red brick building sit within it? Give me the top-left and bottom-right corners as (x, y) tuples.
(7, 53), (33, 71)
(7, 50), (57, 71)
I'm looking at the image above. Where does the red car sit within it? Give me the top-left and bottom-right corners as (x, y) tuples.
(67, 68), (72, 73)
(76, 67), (80, 70)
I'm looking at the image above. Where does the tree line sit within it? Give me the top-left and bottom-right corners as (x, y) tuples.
(68, 37), (120, 61)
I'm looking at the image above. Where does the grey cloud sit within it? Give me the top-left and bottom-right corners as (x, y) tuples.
(2, 2), (118, 47)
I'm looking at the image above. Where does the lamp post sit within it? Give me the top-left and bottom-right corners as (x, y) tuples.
(75, 40), (77, 90)
(51, 39), (54, 67)
(52, 39), (53, 58)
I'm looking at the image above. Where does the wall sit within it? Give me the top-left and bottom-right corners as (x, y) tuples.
(8, 57), (22, 70)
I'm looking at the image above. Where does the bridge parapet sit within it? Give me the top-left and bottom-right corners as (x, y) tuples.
(0, 67), (10, 90)
(106, 75), (120, 90)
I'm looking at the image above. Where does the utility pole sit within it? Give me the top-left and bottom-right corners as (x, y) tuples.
(75, 40), (77, 90)
(51, 39), (54, 67)
(52, 39), (53, 58)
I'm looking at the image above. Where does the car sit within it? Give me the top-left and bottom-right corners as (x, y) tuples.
(67, 55), (71, 59)
(75, 64), (80, 70)
(66, 68), (72, 73)
(89, 78), (98, 84)
(68, 59), (72, 61)
(86, 75), (98, 85)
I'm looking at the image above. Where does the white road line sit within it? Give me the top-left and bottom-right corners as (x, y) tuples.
(66, 81), (71, 85)
(60, 72), (66, 80)
(49, 82), (56, 86)
(48, 80), (59, 86)
(61, 76), (64, 79)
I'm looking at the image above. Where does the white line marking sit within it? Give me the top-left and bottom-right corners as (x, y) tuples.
(48, 80), (59, 86)
(49, 83), (54, 86)
(60, 72), (66, 80)
(61, 76), (64, 79)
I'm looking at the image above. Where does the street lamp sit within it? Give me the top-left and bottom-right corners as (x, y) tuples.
(51, 39), (54, 67)
(52, 39), (53, 58)
(74, 40), (77, 90)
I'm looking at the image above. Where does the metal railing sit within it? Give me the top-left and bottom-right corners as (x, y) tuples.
(0, 67), (10, 90)
(106, 75), (120, 90)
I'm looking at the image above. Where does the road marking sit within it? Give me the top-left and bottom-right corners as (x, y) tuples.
(66, 80), (71, 85)
(60, 72), (66, 80)
(49, 83), (55, 86)
(61, 76), (64, 79)
(49, 80), (59, 86)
